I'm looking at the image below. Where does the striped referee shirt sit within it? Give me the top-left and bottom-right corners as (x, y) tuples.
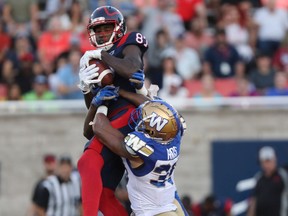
(41, 171), (81, 216)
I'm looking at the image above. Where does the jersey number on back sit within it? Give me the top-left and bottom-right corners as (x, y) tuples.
(150, 163), (176, 188)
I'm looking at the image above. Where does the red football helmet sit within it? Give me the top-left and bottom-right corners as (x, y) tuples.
(87, 6), (126, 51)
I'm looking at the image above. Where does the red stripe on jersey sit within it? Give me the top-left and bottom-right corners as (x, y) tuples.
(117, 33), (131, 48)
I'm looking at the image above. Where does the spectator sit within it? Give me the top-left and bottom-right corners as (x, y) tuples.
(2, 0), (39, 35)
(184, 17), (214, 58)
(6, 32), (35, 71)
(32, 155), (82, 216)
(55, 49), (83, 99)
(22, 75), (55, 100)
(28, 154), (57, 216)
(273, 37), (288, 73)
(45, 0), (72, 17)
(175, 0), (206, 30)
(192, 194), (232, 216)
(247, 146), (288, 216)
(261, 0), (288, 10)
(249, 52), (276, 93)
(203, 28), (244, 79)
(237, 0), (258, 53)
(140, 0), (185, 44)
(0, 19), (11, 64)
(163, 34), (201, 80)
(74, 14), (94, 54)
(0, 59), (16, 86)
(158, 56), (189, 99)
(253, 0), (288, 56)
(229, 77), (259, 97)
(125, 10), (142, 33)
(7, 83), (21, 100)
(37, 15), (71, 71)
(266, 72), (288, 96)
(221, 5), (254, 62)
(68, 0), (84, 33)
(193, 74), (222, 98)
(146, 29), (171, 87)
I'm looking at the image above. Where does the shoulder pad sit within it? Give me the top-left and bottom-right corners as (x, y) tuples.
(124, 133), (154, 157)
(118, 32), (148, 52)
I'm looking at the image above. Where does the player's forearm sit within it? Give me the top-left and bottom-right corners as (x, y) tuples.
(83, 105), (97, 140)
(92, 113), (132, 158)
(101, 46), (142, 79)
(83, 92), (93, 109)
(119, 89), (149, 106)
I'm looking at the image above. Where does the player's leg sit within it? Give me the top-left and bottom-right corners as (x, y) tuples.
(99, 147), (127, 216)
(99, 106), (135, 216)
(173, 191), (190, 216)
(77, 142), (104, 216)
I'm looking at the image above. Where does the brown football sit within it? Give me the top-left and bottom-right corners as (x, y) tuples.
(89, 59), (114, 87)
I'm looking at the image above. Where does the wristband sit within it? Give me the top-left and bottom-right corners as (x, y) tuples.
(96, 105), (108, 115)
(136, 85), (148, 96)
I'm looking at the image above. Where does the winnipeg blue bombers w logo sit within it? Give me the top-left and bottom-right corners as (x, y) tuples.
(149, 112), (169, 131)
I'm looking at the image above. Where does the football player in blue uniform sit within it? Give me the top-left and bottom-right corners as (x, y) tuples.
(77, 6), (148, 216)
(84, 85), (189, 216)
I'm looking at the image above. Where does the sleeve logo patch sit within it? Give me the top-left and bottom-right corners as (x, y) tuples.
(125, 134), (154, 157)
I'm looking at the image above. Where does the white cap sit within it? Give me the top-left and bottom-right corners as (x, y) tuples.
(259, 146), (276, 161)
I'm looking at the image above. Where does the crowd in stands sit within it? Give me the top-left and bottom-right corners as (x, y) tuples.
(0, 0), (288, 101)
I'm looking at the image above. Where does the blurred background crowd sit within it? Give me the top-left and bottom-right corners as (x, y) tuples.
(0, 1), (287, 215)
(0, 0), (288, 101)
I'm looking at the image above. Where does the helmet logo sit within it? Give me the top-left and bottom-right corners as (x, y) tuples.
(149, 112), (169, 131)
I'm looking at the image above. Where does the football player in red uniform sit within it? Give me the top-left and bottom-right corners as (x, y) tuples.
(77, 6), (148, 216)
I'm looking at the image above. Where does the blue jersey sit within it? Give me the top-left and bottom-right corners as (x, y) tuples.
(106, 32), (148, 116)
(123, 131), (182, 215)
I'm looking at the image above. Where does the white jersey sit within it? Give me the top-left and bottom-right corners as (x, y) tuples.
(123, 131), (182, 216)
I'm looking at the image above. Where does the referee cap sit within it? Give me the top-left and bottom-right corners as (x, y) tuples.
(59, 155), (73, 165)
(259, 146), (276, 161)
(43, 153), (56, 163)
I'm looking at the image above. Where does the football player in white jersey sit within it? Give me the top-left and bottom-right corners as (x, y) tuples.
(84, 85), (188, 216)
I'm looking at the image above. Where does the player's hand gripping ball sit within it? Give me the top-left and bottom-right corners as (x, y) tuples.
(89, 59), (114, 87)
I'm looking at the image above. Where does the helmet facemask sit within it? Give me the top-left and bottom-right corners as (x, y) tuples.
(88, 20), (125, 51)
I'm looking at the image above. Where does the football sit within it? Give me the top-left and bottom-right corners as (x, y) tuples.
(89, 59), (114, 87)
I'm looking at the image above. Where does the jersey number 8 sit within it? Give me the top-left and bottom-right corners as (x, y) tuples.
(136, 33), (148, 47)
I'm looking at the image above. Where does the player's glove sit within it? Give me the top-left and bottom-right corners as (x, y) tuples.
(78, 64), (100, 94)
(91, 85), (119, 107)
(129, 70), (145, 90)
(90, 85), (101, 95)
(80, 49), (103, 68)
(129, 70), (148, 96)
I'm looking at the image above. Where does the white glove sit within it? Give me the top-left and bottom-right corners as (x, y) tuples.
(78, 64), (100, 93)
(80, 49), (103, 68)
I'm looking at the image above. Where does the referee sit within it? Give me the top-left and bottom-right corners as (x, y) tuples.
(33, 155), (82, 216)
(247, 146), (288, 216)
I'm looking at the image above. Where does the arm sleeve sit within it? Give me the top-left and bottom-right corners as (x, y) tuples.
(33, 184), (50, 210)
(124, 132), (154, 159)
